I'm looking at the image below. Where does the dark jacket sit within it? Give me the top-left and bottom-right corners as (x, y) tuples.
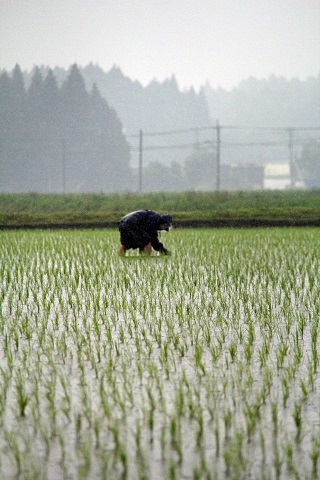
(118, 209), (170, 252)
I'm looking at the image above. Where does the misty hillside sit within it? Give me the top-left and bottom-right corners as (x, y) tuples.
(82, 64), (212, 134)
(203, 74), (320, 168)
(22, 64), (212, 168)
(204, 74), (320, 127)
(22, 64), (319, 169)
(23, 64), (211, 134)
(3, 63), (319, 192)
(23, 65), (320, 131)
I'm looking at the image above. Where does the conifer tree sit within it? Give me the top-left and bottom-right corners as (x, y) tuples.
(0, 64), (131, 192)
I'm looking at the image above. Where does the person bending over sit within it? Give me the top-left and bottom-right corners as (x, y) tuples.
(118, 209), (172, 256)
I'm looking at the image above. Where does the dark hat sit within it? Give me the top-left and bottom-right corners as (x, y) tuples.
(161, 214), (172, 224)
(161, 214), (172, 230)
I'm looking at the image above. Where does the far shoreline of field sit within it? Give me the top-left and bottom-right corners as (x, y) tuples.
(0, 190), (320, 229)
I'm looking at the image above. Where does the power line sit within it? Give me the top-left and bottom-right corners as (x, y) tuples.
(209, 125), (320, 132)
(127, 125), (215, 138)
(130, 142), (197, 152)
(127, 125), (320, 138)
(129, 138), (320, 152)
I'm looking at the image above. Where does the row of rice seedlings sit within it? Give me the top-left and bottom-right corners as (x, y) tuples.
(0, 227), (319, 479)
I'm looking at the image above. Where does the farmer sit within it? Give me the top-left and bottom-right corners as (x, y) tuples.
(118, 209), (172, 256)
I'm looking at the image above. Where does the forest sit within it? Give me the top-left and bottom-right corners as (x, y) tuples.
(0, 64), (131, 193)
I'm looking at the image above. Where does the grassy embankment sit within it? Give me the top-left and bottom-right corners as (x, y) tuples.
(0, 190), (320, 228)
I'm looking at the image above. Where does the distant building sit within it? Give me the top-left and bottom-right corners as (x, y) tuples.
(263, 163), (302, 189)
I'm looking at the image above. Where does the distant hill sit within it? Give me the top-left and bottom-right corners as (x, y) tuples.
(203, 74), (320, 127)
(22, 65), (320, 131)
(203, 74), (320, 166)
(20, 65), (320, 172)
(81, 64), (212, 134)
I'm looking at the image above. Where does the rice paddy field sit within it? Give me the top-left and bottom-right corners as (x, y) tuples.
(0, 227), (320, 480)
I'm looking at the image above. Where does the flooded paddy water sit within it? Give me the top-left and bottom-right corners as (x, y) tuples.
(0, 227), (319, 479)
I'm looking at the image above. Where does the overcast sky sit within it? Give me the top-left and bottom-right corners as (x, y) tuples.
(1, 0), (319, 91)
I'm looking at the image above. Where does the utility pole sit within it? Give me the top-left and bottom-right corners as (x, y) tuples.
(62, 138), (66, 193)
(138, 129), (143, 192)
(216, 120), (221, 191)
(288, 128), (294, 188)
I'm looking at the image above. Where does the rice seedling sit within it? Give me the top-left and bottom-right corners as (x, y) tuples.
(310, 433), (320, 479)
(292, 401), (303, 442)
(15, 370), (29, 417)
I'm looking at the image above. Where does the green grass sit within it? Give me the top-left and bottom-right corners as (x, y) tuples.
(0, 227), (319, 479)
(0, 190), (320, 227)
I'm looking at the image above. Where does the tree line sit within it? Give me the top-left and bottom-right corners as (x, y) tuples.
(24, 64), (213, 170)
(0, 64), (131, 193)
